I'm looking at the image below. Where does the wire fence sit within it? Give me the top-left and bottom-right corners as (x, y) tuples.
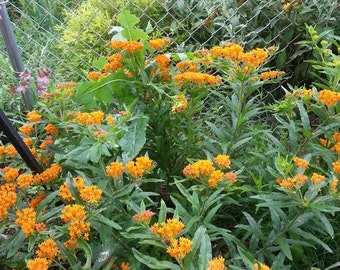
(0, 0), (339, 87)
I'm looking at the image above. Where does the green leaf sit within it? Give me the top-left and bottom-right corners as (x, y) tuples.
(78, 238), (92, 269)
(92, 213), (122, 230)
(297, 102), (310, 131)
(92, 57), (108, 70)
(158, 199), (167, 223)
(7, 231), (25, 258)
(198, 234), (212, 270)
(278, 236), (292, 260)
(133, 248), (181, 270)
(118, 115), (148, 162)
(118, 10), (148, 41)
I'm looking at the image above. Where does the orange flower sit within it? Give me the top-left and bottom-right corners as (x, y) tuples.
(23, 137), (33, 147)
(310, 173), (326, 184)
(333, 160), (340, 174)
(35, 222), (47, 232)
(333, 132), (340, 142)
(318, 89), (340, 106)
(173, 72), (221, 87)
(293, 157), (309, 169)
(121, 262), (130, 270)
(27, 258), (50, 270)
(171, 94), (188, 113)
(150, 218), (185, 241)
(166, 237), (192, 260)
(29, 194), (47, 208)
(260, 70), (285, 80)
(88, 71), (103, 81)
(136, 156), (153, 171)
(240, 48), (268, 67)
(214, 155), (231, 169)
(19, 124), (34, 135)
(15, 207), (36, 237)
(253, 263), (271, 270)
(107, 114), (115, 126)
(210, 43), (244, 61)
(111, 40), (144, 53)
(331, 178), (338, 192)
(208, 256), (226, 270)
(3, 167), (19, 182)
(80, 185), (102, 204)
(36, 238), (60, 260)
(224, 172), (237, 183)
(106, 161), (124, 178)
(0, 183), (17, 220)
(155, 54), (171, 67)
(61, 204), (86, 223)
(40, 136), (53, 150)
(34, 163), (62, 184)
(208, 170), (224, 187)
(4, 144), (17, 157)
(125, 161), (144, 178)
(44, 123), (59, 135)
(104, 53), (124, 73)
(27, 110), (42, 122)
(278, 177), (295, 189)
(133, 209), (155, 223)
(150, 38), (170, 50)
(17, 173), (34, 189)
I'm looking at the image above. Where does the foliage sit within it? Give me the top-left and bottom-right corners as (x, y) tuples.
(1, 10), (340, 270)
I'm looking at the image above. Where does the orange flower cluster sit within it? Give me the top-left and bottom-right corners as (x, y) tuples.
(4, 144), (17, 157)
(29, 194), (47, 208)
(331, 178), (339, 192)
(107, 114), (115, 126)
(110, 40), (144, 53)
(26, 258), (50, 270)
(318, 89), (340, 106)
(253, 263), (271, 270)
(133, 209), (155, 224)
(40, 136), (53, 150)
(155, 54), (171, 81)
(61, 204), (90, 248)
(17, 173), (34, 189)
(35, 238), (60, 261)
(210, 43), (244, 61)
(240, 48), (268, 68)
(293, 157), (309, 169)
(176, 60), (199, 72)
(19, 124), (34, 135)
(35, 222), (47, 232)
(311, 173), (326, 184)
(276, 173), (308, 189)
(171, 93), (188, 113)
(15, 207), (36, 237)
(173, 72), (221, 87)
(150, 218), (185, 241)
(121, 262), (130, 270)
(44, 123), (59, 135)
(125, 156), (153, 178)
(0, 183), (17, 220)
(333, 160), (340, 174)
(80, 185), (103, 204)
(166, 236), (192, 260)
(34, 163), (62, 184)
(2, 167), (19, 182)
(27, 110), (42, 123)
(104, 53), (124, 73)
(183, 156), (236, 187)
(150, 38), (170, 50)
(208, 256), (226, 270)
(88, 71), (104, 81)
(106, 161), (124, 178)
(75, 110), (105, 126)
(260, 70), (285, 80)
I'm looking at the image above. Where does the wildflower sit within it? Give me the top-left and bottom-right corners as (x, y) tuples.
(331, 143), (340, 154)
(167, 237), (192, 260)
(61, 204), (87, 223)
(44, 123), (59, 135)
(133, 209), (155, 223)
(173, 72), (221, 87)
(240, 48), (268, 67)
(0, 146), (4, 155)
(136, 156), (153, 171)
(278, 177), (295, 189)
(27, 110), (42, 122)
(208, 170), (224, 187)
(317, 89), (340, 106)
(23, 137), (33, 147)
(34, 163), (62, 184)
(35, 222), (47, 232)
(124, 69), (133, 78)
(333, 132), (340, 142)
(125, 161), (144, 178)
(104, 53), (124, 73)
(106, 161), (124, 178)
(333, 160), (340, 174)
(171, 94), (188, 113)
(150, 218), (185, 241)
(36, 238), (60, 260)
(253, 263), (271, 270)
(210, 43), (244, 61)
(183, 160), (215, 179)
(293, 157), (309, 169)
(3, 167), (19, 182)
(4, 144), (17, 157)
(295, 173), (308, 186)
(27, 258), (50, 270)
(80, 185), (102, 204)
(260, 70), (285, 80)
(310, 173), (326, 184)
(224, 172), (237, 183)
(121, 262), (130, 270)
(111, 40), (144, 53)
(155, 54), (171, 67)
(17, 173), (34, 189)
(208, 256), (226, 270)
(331, 178), (338, 192)
(15, 207), (36, 237)
(91, 111), (105, 125)
(40, 136), (53, 150)
(0, 183), (17, 220)
(88, 71), (103, 81)
(214, 155), (231, 169)
(19, 124), (34, 135)
(67, 220), (91, 244)
(107, 114), (115, 125)
(150, 38), (170, 50)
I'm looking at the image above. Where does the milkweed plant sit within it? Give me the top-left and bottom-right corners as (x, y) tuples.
(0, 10), (340, 270)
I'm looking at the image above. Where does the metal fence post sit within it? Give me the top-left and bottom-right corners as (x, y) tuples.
(0, 0), (35, 110)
